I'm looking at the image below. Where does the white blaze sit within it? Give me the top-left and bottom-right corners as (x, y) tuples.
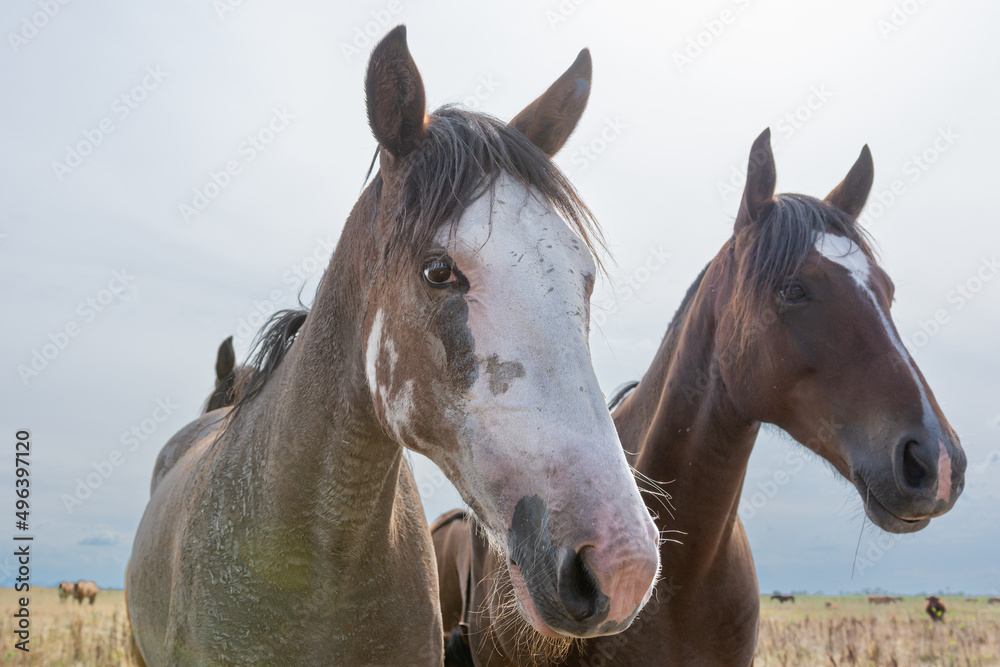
(814, 233), (950, 496)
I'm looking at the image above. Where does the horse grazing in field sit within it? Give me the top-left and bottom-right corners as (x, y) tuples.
(989, 597), (1000, 604)
(74, 580), (99, 604)
(926, 596), (946, 622)
(868, 595), (896, 605)
(127, 26), (659, 666)
(58, 581), (74, 601)
(434, 128), (967, 666)
(770, 594), (795, 604)
(825, 602), (839, 609)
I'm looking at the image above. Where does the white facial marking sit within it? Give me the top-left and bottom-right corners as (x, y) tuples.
(364, 308), (384, 395)
(936, 440), (953, 502)
(814, 233), (939, 440)
(364, 309), (384, 396)
(364, 308), (416, 442)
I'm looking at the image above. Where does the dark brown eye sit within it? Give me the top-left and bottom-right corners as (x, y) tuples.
(423, 260), (456, 287)
(778, 282), (807, 303)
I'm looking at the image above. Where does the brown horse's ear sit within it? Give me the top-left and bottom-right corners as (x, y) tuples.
(509, 49), (592, 157)
(735, 128), (777, 231)
(825, 145), (874, 218)
(216, 336), (236, 382)
(365, 25), (427, 158)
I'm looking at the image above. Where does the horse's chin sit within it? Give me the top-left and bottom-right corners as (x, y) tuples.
(852, 474), (931, 534)
(507, 562), (563, 638)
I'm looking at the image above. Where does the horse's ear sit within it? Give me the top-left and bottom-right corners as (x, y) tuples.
(216, 336), (236, 381)
(365, 25), (427, 158)
(735, 128), (777, 231)
(825, 145), (874, 218)
(509, 49), (592, 157)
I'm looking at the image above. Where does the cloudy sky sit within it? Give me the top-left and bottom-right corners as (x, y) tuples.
(1, 0), (997, 596)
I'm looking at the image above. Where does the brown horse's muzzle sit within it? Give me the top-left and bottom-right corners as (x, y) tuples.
(854, 426), (966, 533)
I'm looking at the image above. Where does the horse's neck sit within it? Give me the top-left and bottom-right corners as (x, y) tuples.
(223, 231), (411, 561)
(619, 259), (760, 570)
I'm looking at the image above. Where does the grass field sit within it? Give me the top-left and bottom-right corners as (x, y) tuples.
(2, 589), (998, 665)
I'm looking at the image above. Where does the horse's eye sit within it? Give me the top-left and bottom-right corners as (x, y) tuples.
(423, 260), (456, 287)
(778, 283), (807, 303)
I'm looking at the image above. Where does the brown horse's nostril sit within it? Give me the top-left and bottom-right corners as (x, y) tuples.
(556, 547), (606, 623)
(899, 439), (936, 494)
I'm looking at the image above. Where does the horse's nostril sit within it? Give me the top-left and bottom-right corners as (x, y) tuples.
(556, 548), (605, 623)
(902, 440), (928, 489)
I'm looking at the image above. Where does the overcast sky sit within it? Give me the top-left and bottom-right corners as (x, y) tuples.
(1, 0), (997, 596)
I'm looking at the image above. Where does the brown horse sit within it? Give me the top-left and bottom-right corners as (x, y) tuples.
(770, 594), (795, 604)
(926, 596), (946, 622)
(203, 335), (250, 413)
(147, 335), (264, 495)
(127, 26), (659, 666)
(435, 129), (967, 666)
(58, 581), (74, 602)
(74, 580), (99, 604)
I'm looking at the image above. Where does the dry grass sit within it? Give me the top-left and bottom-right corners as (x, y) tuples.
(756, 595), (1000, 666)
(0, 587), (139, 666)
(3, 589), (998, 665)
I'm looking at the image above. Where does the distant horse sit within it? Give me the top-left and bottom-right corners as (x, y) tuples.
(203, 335), (250, 413)
(434, 129), (968, 666)
(127, 26), (659, 666)
(771, 594), (795, 604)
(825, 602), (839, 609)
(926, 596), (946, 622)
(868, 595), (896, 605)
(965, 597), (979, 602)
(988, 597), (1000, 604)
(147, 335), (264, 496)
(74, 581), (98, 605)
(58, 581), (74, 602)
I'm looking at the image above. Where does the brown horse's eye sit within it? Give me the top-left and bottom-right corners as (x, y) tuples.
(778, 283), (807, 303)
(423, 260), (456, 287)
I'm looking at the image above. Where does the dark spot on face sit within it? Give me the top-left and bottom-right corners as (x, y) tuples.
(432, 292), (479, 392)
(484, 354), (525, 395)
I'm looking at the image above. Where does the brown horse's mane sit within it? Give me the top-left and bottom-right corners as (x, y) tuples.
(727, 193), (875, 354)
(228, 105), (604, 425)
